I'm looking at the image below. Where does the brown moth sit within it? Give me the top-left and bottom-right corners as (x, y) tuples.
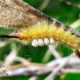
(0, 0), (39, 27)
(0, 0), (53, 27)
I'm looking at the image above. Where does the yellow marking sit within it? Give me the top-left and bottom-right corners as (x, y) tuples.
(16, 22), (80, 49)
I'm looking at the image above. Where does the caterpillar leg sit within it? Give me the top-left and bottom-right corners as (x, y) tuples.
(31, 38), (55, 47)
(74, 49), (80, 58)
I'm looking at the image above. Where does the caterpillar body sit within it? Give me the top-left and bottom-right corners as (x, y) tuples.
(15, 21), (80, 57)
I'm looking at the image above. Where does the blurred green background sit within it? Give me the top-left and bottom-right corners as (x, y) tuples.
(0, 0), (80, 80)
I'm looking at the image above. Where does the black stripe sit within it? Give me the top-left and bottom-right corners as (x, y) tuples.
(64, 25), (80, 37)
(64, 25), (70, 31)
(55, 21), (62, 27)
(0, 35), (18, 39)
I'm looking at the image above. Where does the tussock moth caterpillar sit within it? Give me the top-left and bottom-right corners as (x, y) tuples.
(15, 21), (80, 58)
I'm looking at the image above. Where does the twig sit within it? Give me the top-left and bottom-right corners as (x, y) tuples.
(9, 63), (46, 70)
(0, 41), (8, 47)
(60, 0), (80, 9)
(62, 68), (80, 73)
(3, 43), (17, 66)
(42, 49), (52, 63)
(39, 0), (50, 11)
(70, 19), (80, 29)
(48, 43), (62, 59)
(0, 54), (80, 78)
(45, 58), (67, 80)
(15, 57), (29, 64)
(29, 76), (38, 80)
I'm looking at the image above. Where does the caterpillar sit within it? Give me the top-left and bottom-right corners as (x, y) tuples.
(15, 21), (80, 57)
